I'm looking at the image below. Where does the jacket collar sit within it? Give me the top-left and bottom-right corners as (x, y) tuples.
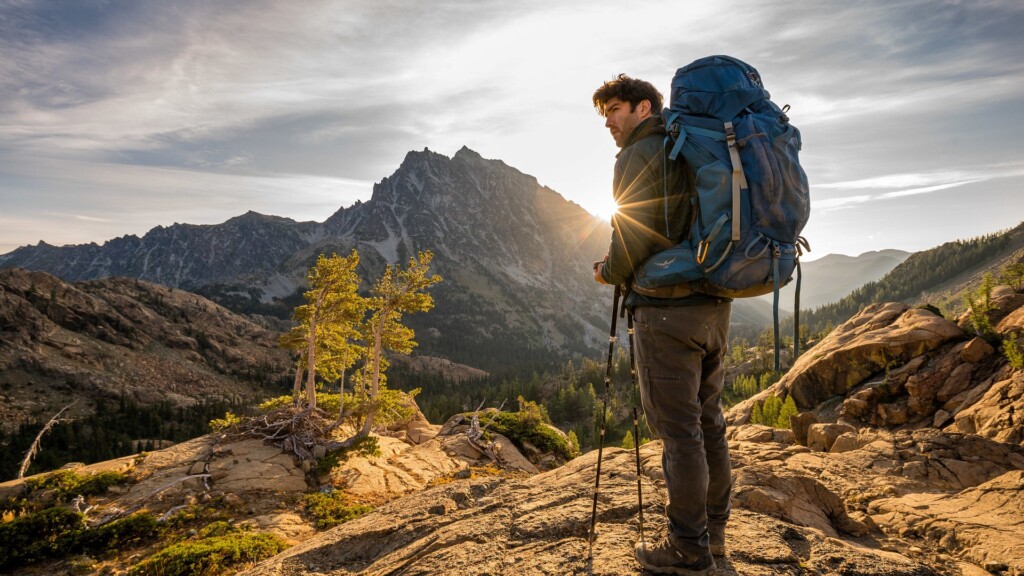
(616, 115), (665, 158)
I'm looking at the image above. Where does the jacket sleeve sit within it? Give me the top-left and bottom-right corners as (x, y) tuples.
(601, 144), (668, 286)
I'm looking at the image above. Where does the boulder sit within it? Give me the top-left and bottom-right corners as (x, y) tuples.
(790, 412), (819, 446)
(807, 422), (856, 452)
(779, 304), (964, 411)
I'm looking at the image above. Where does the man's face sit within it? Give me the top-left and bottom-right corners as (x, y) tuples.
(603, 97), (651, 148)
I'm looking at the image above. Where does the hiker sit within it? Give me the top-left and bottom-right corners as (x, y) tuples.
(592, 74), (731, 575)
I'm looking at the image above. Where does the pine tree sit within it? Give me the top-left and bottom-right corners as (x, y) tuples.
(621, 430), (635, 450)
(357, 251), (442, 438)
(776, 395), (799, 429)
(281, 252), (367, 412)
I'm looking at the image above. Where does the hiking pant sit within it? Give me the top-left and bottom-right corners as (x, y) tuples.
(633, 301), (732, 559)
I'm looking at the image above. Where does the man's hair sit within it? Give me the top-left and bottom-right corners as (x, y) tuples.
(592, 74), (663, 116)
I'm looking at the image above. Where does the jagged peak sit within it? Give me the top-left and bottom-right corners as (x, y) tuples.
(453, 145), (483, 161)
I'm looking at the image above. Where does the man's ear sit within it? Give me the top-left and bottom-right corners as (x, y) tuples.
(637, 99), (652, 118)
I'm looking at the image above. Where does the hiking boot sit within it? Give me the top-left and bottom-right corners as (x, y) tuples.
(709, 526), (726, 556)
(634, 539), (716, 575)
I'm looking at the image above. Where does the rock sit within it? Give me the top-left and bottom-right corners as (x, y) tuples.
(791, 412), (818, 446)
(829, 432), (859, 453)
(935, 363), (975, 402)
(206, 439), (308, 494)
(728, 424), (776, 443)
(953, 371), (1024, 444)
(876, 399), (910, 426)
(807, 422), (855, 452)
(780, 304), (964, 410)
(241, 513), (315, 545)
(870, 470), (1024, 574)
(932, 410), (951, 428)
(959, 337), (995, 363)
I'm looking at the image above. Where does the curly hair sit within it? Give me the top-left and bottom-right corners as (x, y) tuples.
(592, 74), (663, 116)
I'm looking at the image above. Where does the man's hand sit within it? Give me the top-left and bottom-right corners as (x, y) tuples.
(593, 258), (609, 285)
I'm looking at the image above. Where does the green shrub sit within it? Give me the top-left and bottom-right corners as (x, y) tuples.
(302, 491), (372, 530)
(25, 469), (127, 500)
(475, 397), (576, 460)
(209, 411), (244, 432)
(128, 526), (287, 576)
(0, 508), (161, 569)
(0, 507), (84, 568)
(77, 513), (162, 554)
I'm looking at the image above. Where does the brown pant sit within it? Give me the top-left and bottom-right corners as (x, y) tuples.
(633, 302), (732, 558)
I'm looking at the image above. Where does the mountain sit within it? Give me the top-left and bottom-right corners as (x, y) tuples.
(0, 147), (613, 373)
(757, 249), (911, 313)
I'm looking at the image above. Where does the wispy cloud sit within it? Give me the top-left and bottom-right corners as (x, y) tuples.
(0, 0), (1022, 259)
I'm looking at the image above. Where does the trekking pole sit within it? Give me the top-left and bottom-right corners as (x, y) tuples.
(588, 285), (621, 561)
(626, 310), (646, 549)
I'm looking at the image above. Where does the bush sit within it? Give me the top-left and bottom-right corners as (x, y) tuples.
(209, 411), (244, 432)
(0, 507), (84, 568)
(302, 491), (372, 530)
(128, 526), (287, 576)
(0, 508), (161, 569)
(25, 469), (127, 500)
(476, 398), (576, 460)
(1004, 332), (1024, 370)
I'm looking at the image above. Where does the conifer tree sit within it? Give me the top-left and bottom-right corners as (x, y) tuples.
(776, 395), (799, 429)
(281, 252), (366, 412)
(356, 251), (441, 438)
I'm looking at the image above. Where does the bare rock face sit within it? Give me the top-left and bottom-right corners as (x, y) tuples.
(786, 303), (965, 410)
(870, 470), (1024, 573)
(730, 294), (1024, 447)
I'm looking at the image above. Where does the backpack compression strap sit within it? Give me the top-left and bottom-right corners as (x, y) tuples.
(723, 122), (747, 243)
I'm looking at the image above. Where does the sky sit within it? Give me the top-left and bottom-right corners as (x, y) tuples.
(1, 0), (1022, 259)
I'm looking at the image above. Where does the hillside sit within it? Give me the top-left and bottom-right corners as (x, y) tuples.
(757, 249), (911, 313)
(0, 268), (294, 477)
(800, 222), (1024, 337)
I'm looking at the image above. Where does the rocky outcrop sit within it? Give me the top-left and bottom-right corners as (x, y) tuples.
(728, 293), (1024, 446)
(240, 438), (985, 576)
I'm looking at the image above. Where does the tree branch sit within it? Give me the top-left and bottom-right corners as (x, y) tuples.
(18, 400), (78, 479)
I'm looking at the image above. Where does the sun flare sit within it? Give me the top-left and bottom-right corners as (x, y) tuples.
(593, 197), (619, 222)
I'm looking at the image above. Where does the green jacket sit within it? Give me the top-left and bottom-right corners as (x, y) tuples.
(599, 116), (694, 301)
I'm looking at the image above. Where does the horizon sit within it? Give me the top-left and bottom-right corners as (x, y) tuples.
(1, 0), (1023, 259)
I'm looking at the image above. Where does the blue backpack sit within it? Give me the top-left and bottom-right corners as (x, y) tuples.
(634, 55), (811, 368)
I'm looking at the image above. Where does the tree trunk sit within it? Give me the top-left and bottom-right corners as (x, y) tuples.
(292, 360), (304, 405)
(359, 322), (385, 437)
(336, 369), (346, 426)
(306, 315), (317, 411)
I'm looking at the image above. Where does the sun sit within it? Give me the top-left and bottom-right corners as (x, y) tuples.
(592, 197), (619, 222)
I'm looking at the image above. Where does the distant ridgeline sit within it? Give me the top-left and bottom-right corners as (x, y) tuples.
(797, 223), (1023, 338)
(0, 147), (611, 375)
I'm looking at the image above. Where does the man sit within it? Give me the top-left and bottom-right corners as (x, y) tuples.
(592, 74), (732, 575)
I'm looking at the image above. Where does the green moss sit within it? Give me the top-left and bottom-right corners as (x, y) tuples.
(302, 491), (372, 530)
(128, 527), (287, 576)
(315, 435), (381, 475)
(475, 398), (576, 460)
(25, 469), (127, 500)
